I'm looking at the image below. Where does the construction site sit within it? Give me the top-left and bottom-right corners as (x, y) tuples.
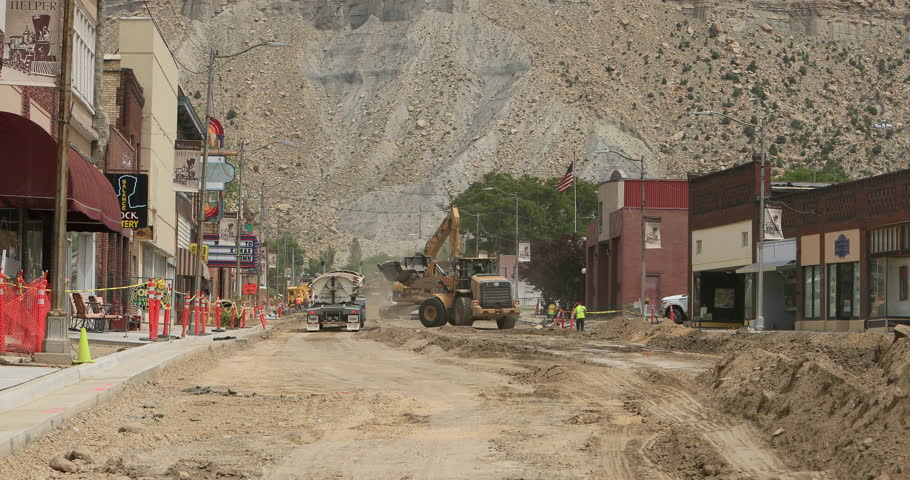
(0, 310), (906, 480)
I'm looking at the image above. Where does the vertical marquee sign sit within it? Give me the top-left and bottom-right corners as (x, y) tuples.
(105, 173), (149, 229)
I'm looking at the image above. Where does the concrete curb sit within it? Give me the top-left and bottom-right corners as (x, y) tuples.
(0, 326), (269, 457)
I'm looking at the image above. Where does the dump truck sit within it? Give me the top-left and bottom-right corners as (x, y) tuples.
(305, 270), (366, 332)
(379, 206), (520, 329)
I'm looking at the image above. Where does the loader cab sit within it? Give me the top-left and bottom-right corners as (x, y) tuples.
(454, 257), (498, 290)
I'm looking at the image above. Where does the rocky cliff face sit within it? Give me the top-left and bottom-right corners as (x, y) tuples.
(107, 0), (910, 261)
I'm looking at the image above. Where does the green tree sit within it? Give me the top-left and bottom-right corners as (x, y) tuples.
(775, 164), (849, 182)
(449, 172), (597, 256)
(342, 237), (363, 271)
(518, 235), (585, 307)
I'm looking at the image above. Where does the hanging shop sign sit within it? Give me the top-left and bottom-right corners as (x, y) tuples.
(764, 207), (784, 241)
(268, 253), (277, 268)
(105, 173), (149, 229)
(517, 242), (531, 263)
(218, 215), (238, 246)
(173, 140), (201, 192)
(0, 1), (61, 87)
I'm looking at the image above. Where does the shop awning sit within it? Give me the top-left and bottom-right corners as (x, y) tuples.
(735, 259), (794, 274)
(0, 112), (122, 233)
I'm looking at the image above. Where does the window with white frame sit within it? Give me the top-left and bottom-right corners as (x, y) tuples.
(72, 6), (96, 110)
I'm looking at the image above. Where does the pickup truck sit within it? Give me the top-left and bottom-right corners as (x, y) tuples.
(305, 270), (366, 332)
(660, 294), (688, 324)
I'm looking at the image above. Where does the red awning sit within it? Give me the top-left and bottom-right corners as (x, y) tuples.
(0, 112), (122, 233)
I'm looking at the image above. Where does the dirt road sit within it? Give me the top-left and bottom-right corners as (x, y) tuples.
(0, 316), (833, 479)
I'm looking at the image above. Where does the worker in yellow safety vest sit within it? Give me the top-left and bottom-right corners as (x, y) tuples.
(573, 301), (587, 331)
(545, 301), (556, 324)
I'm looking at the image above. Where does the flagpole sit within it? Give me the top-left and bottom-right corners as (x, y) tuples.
(573, 152), (577, 235)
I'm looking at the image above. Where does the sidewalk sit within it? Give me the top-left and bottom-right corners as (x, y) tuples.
(0, 326), (265, 457)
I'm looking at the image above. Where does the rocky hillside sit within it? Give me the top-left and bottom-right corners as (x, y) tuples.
(105, 0), (910, 260)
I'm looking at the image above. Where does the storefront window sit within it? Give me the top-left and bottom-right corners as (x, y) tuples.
(25, 220), (43, 281)
(0, 209), (21, 276)
(804, 266), (822, 319)
(869, 258), (887, 318)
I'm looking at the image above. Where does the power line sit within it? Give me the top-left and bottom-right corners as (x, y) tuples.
(141, 0), (205, 75)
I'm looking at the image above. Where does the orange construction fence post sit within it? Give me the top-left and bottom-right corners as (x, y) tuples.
(215, 301), (223, 331)
(162, 284), (171, 338)
(0, 278), (5, 352)
(193, 292), (201, 335)
(669, 305), (675, 324)
(259, 304), (267, 329)
(148, 279), (158, 340)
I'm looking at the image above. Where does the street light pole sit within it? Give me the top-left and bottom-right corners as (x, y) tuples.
(234, 141), (294, 303)
(234, 142), (244, 301)
(696, 110), (767, 330)
(40, 0), (78, 361)
(482, 187), (519, 297)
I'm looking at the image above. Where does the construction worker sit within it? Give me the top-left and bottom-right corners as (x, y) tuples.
(546, 301), (557, 325)
(573, 301), (587, 331)
(295, 294), (304, 312)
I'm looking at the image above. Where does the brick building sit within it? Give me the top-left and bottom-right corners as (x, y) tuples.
(96, 61), (146, 315)
(779, 169), (910, 331)
(585, 171), (689, 314)
(688, 161), (831, 329)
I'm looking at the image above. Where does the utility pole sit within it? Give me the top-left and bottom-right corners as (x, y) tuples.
(639, 157), (647, 317)
(696, 110), (767, 329)
(234, 143), (244, 301)
(514, 192), (519, 298)
(191, 49), (216, 335)
(258, 182), (265, 302)
(757, 121), (766, 330)
(41, 0), (78, 361)
(475, 213), (480, 256)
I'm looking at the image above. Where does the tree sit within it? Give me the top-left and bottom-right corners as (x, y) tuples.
(342, 237), (362, 271)
(518, 235), (585, 308)
(307, 247), (337, 273)
(449, 172), (597, 256)
(775, 163), (849, 183)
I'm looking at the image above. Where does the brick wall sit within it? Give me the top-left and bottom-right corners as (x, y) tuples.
(19, 86), (57, 138)
(618, 208), (689, 306)
(780, 169), (910, 237)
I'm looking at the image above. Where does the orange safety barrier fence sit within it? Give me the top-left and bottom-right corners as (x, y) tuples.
(1, 272), (51, 355)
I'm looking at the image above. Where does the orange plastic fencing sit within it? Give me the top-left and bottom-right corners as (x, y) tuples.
(1, 272), (51, 355)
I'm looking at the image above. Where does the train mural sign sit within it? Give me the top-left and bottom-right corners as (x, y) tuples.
(0, 0), (61, 87)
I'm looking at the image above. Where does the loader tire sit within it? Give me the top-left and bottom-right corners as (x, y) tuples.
(496, 315), (517, 330)
(419, 297), (448, 328)
(453, 297), (474, 326)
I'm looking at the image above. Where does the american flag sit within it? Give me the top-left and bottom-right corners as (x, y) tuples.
(555, 162), (574, 192)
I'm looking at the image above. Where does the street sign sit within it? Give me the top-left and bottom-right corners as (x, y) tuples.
(243, 283), (257, 295)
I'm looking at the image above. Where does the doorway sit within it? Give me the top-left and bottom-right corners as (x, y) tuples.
(646, 274), (660, 309)
(828, 262), (857, 320)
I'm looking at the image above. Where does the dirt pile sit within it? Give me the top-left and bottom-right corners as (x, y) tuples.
(699, 333), (910, 479)
(593, 316), (890, 373)
(646, 426), (730, 479)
